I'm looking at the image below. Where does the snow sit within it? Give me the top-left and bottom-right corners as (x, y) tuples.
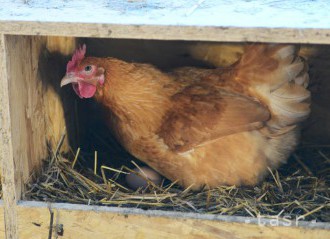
(0, 0), (329, 29)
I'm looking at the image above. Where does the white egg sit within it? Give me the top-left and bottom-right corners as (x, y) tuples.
(125, 166), (162, 190)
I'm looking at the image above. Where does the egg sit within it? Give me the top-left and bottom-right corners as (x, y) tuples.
(125, 166), (162, 190)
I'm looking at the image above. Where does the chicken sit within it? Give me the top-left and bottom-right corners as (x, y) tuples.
(60, 44), (310, 190)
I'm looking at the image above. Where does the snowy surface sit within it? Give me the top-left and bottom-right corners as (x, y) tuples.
(0, 0), (329, 29)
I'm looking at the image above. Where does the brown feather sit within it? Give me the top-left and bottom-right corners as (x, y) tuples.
(158, 84), (270, 152)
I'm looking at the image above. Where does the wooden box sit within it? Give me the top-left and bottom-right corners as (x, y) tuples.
(0, 1), (330, 238)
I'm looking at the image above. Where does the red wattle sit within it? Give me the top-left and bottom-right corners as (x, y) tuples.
(72, 81), (97, 98)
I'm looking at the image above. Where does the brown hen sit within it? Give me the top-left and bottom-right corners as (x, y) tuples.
(61, 44), (310, 190)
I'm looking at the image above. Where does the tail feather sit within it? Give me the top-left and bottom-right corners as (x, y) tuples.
(272, 83), (310, 101)
(270, 56), (304, 92)
(294, 74), (309, 88)
(271, 45), (296, 60)
(272, 99), (310, 116)
(236, 44), (311, 130)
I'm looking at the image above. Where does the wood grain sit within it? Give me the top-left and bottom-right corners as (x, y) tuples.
(17, 201), (330, 239)
(0, 22), (330, 44)
(0, 34), (19, 239)
(0, 35), (50, 239)
(4, 35), (48, 195)
(0, 203), (5, 239)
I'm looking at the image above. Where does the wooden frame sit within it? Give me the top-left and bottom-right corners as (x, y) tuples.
(1, 22), (330, 44)
(14, 201), (330, 239)
(0, 1), (330, 239)
(0, 34), (48, 239)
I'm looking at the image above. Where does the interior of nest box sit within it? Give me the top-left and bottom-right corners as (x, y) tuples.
(5, 35), (330, 221)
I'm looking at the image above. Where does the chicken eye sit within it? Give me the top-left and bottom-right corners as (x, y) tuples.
(84, 65), (92, 72)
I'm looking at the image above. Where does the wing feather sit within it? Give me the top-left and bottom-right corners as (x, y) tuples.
(158, 84), (270, 152)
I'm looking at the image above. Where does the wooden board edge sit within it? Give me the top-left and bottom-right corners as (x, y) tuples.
(0, 34), (19, 239)
(0, 202), (4, 239)
(1, 21), (330, 44)
(16, 201), (330, 239)
(17, 201), (330, 229)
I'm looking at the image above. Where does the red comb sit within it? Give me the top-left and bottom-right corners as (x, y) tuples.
(67, 44), (86, 72)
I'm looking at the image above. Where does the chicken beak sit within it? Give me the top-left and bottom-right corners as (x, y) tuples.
(60, 73), (80, 87)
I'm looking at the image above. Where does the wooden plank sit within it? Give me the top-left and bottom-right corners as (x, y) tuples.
(0, 1), (330, 43)
(0, 34), (19, 239)
(17, 201), (330, 239)
(1, 22), (330, 44)
(0, 35), (49, 238)
(4, 35), (48, 195)
(0, 202), (5, 239)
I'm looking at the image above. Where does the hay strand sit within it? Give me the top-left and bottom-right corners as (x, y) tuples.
(26, 143), (330, 222)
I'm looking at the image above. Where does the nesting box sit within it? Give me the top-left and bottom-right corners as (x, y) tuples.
(0, 1), (330, 239)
